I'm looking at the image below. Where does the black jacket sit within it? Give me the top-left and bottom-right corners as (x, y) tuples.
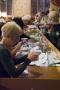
(0, 44), (31, 77)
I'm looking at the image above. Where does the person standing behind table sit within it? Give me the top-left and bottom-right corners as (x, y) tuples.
(0, 22), (38, 77)
(53, 24), (60, 50)
(45, 24), (57, 46)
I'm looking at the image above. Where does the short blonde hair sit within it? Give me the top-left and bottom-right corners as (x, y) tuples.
(1, 21), (22, 42)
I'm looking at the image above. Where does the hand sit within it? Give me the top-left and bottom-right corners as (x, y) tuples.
(27, 52), (39, 61)
(11, 42), (22, 56)
(14, 42), (22, 51)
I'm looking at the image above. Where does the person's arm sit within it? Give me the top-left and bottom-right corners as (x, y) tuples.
(11, 42), (22, 56)
(0, 48), (31, 77)
(14, 55), (28, 64)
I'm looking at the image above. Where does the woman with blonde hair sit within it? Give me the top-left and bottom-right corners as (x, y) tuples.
(0, 22), (38, 77)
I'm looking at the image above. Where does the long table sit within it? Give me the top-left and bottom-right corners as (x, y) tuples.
(26, 65), (60, 79)
(25, 27), (60, 60)
(39, 32), (60, 59)
(0, 27), (60, 90)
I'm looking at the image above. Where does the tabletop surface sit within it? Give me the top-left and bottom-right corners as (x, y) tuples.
(18, 65), (60, 79)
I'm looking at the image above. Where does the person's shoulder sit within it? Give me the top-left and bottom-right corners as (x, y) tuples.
(0, 44), (11, 58)
(0, 44), (9, 54)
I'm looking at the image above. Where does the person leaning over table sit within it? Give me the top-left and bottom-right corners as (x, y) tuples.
(0, 22), (38, 77)
(12, 17), (31, 41)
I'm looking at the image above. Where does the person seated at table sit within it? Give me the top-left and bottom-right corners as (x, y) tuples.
(12, 17), (31, 41)
(0, 22), (38, 77)
(0, 22), (5, 40)
(22, 15), (32, 25)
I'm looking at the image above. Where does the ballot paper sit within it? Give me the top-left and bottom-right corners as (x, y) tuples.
(30, 52), (48, 67)
(30, 46), (48, 67)
(27, 25), (37, 29)
(30, 46), (42, 53)
(30, 51), (60, 67)
(47, 51), (60, 65)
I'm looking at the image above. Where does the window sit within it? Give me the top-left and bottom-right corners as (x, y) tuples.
(31, 0), (50, 15)
(7, 0), (12, 15)
(0, 0), (12, 17)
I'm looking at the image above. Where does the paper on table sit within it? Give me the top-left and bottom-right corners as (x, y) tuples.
(30, 46), (42, 53)
(30, 46), (48, 67)
(27, 25), (37, 29)
(47, 51), (60, 65)
(30, 53), (48, 67)
(30, 51), (60, 67)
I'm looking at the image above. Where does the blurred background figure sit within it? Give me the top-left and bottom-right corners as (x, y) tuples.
(35, 12), (41, 23)
(47, 10), (59, 24)
(12, 17), (31, 41)
(22, 15), (31, 25)
(5, 15), (12, 22)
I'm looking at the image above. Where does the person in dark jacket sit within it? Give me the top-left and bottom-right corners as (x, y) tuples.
(12, 17), (31, 41)
(0, 22), (38, 77)
(44, 24), (57, 46)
